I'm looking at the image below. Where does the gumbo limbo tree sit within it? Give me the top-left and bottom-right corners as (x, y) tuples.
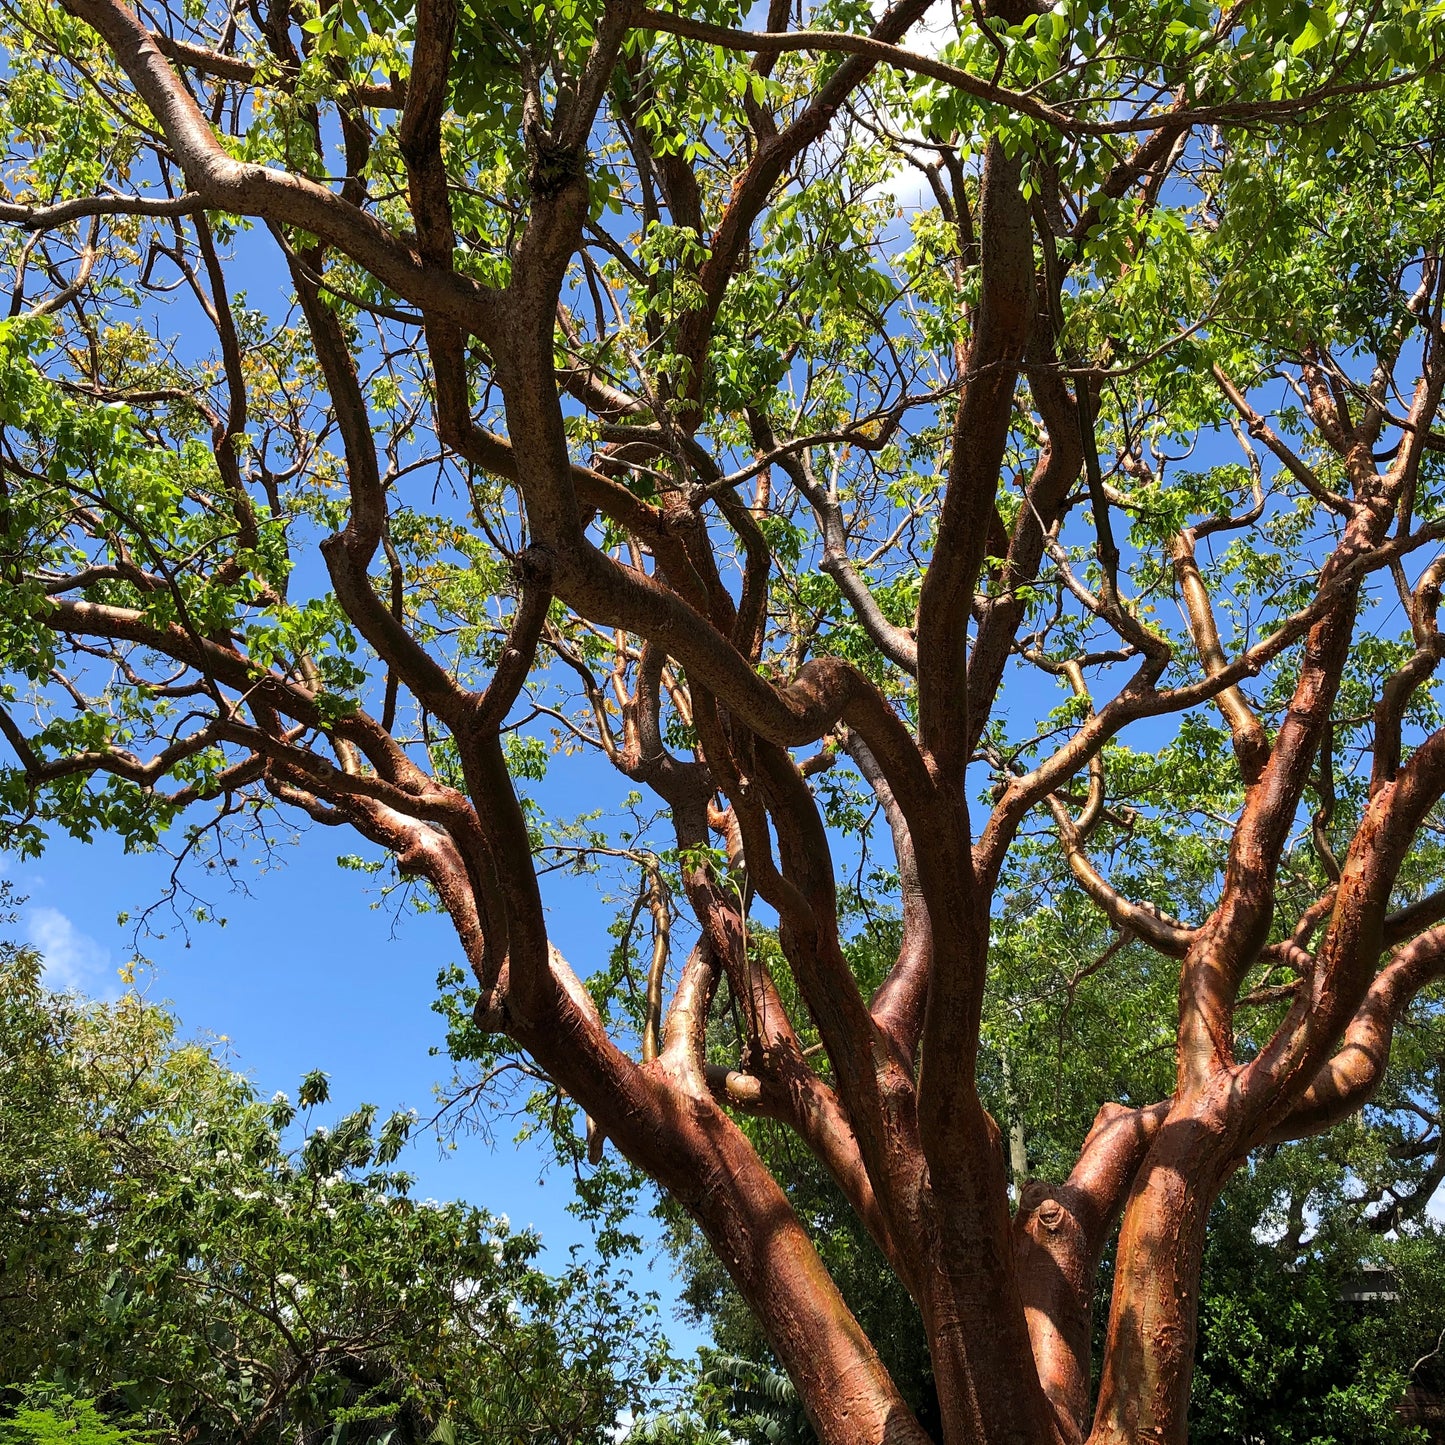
(0, 0), (1443, 1435)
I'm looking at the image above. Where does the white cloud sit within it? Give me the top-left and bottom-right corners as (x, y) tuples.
(26, 905), (114, 997)
(906, 4), (954, 59)
(856, 4), (959, 213)
(1427, 1180), (1445, 1225)
(867, 0), (949, 54)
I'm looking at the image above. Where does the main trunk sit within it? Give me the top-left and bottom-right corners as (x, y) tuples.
(1088, 1102), (1240, 1445)
(921, 1147), (1066, 1445)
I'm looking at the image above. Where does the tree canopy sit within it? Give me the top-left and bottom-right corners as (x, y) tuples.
(0, 0), (1443, 1438)
(0, 928), (669, 1444)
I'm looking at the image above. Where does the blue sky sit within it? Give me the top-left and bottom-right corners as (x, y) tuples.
(5, 801), (706, 1321)
(3, 202), (692, 1290)
(0, 175), (730, 1347)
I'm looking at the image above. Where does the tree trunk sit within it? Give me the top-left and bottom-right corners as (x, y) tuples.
(1088, 1103), (1239, 1445)
(694, 1147), (934, 1445)
(919, 1107), (1066, 1445)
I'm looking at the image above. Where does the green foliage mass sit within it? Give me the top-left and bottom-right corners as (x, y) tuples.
(0, 911), (673, 1445)
(0, 1389), (153, 1445)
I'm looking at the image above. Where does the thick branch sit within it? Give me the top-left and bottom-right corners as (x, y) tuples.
(62, 0), (500, 335)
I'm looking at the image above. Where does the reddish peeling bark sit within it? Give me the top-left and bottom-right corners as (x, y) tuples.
(1016, 1103), (1169, 1442)
(522, 1002), (933, 1445)
(1089, 1098), (1242, 1445)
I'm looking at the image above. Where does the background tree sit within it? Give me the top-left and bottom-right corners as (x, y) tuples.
(0, 0), (1443, 1439)
(0, 929), (670, 1444)
(0, 1387), (154, 1445)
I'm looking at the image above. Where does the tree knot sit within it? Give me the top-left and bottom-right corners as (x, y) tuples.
(528, 144), (584, 201)
(517, 543), (557, 587)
